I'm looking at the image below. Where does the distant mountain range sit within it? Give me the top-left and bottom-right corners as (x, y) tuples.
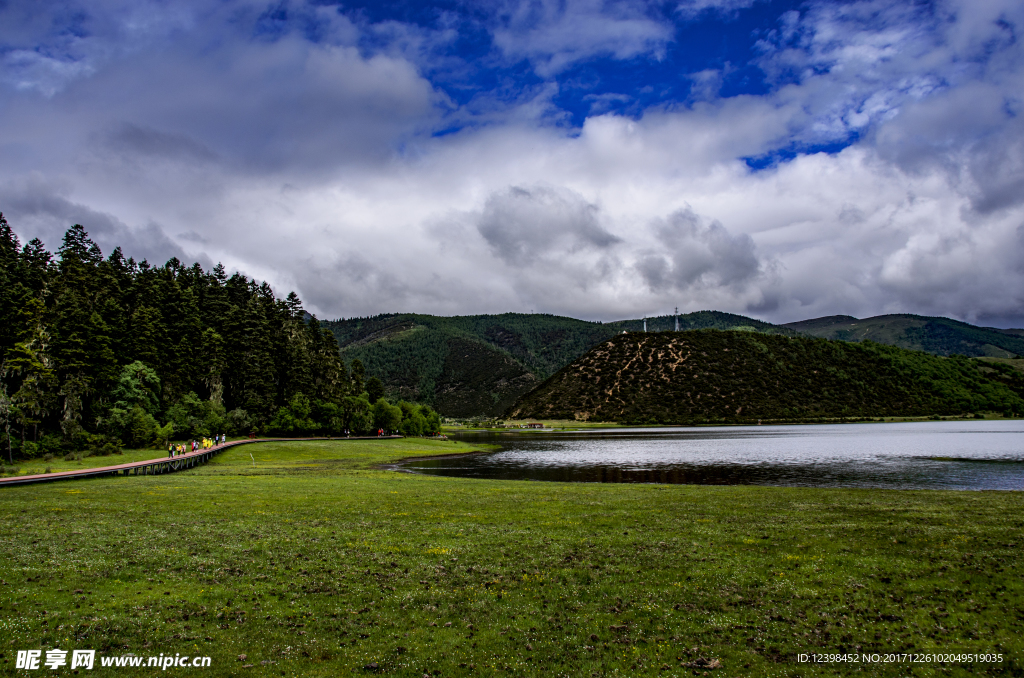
(323, 311), (1023, 417)
(508, 330), (1024, 424)
(783, 314), (1024, 359)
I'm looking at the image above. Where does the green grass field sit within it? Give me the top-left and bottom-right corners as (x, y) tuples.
(1, 439), (1022, 677)
(3, 437), (462, 477)
(5, 447), (193, 477)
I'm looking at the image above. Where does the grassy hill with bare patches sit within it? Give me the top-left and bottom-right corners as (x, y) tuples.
(507, 330), (1024, 424)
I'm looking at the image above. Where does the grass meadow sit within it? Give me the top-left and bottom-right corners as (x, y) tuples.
(1, 439), (1022, 677)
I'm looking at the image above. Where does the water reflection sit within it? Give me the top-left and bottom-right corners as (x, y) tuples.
(403, 421), (1024, 490)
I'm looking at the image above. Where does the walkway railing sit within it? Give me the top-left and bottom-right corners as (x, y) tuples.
(0, 436), (401, 487)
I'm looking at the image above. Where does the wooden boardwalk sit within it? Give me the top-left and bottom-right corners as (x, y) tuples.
(0, 436), (402, 487)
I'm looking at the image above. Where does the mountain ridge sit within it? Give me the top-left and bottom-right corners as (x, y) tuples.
(783, 313), (1024, 358)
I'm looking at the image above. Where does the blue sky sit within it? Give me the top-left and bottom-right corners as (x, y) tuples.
(2, 0), (1023, 326)
(330, 0), (788, 127)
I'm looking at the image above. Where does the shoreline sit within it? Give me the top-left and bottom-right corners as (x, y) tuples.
(378, 447), (497, 474)
(444, 413), (1022, 434)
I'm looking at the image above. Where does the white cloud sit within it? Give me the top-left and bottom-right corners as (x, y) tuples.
(1, 50), (96, 97)
(491, 0), (674, 76)
(676, 0), (761, 20)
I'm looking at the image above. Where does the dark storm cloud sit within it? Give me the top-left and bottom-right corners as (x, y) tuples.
(477, 185), (621, 266)
(104, 123), (219, 163)
(288, 250), (509, 320)
(86, 39), (439, 173)
(636, 208), (762, 292)
(0, 178), (187, 265)
(0, 0), (443, 178)
(293, 253), (413, 318)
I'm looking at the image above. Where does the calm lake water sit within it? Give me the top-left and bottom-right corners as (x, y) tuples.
(404, 421), (1024, 490)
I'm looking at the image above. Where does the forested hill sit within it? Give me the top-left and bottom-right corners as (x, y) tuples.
(783, 314), (1024, 358)
(0, 216), (440, 462)
(508, 330), (1024, 424)
(322, 314), (611, 417)
(321, 310), (796, 416)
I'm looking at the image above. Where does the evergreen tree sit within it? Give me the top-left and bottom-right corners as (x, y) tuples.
(130, 307), (164, 371)
(350, 359), (366, 396)
(20, 238), (53, 295)
(0, 214), (23, 355)
(366, 376), (385, 404)
(6, 315), (57, 446)
(283, 300), (313, 401)
(0, 376), (12, 463)
(111, 361), (161, 414)
(200, 328), (226, 405)
(234, 296), (276, 417)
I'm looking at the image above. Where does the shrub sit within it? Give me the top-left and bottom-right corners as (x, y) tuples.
(166, 392), (227, 439)
(266, 393), (320, 436)
(87, 434), (122, 456)
(106, 405), (158, 448)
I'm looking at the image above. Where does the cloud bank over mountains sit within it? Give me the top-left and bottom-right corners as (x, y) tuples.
(1, 0), (1023, 326)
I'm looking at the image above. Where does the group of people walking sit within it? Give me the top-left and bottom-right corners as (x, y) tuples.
(167, 434), (227, 458)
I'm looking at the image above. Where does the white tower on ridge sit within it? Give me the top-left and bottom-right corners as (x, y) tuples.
(674, 307), (679, 332)
(643, 316), (647, 332)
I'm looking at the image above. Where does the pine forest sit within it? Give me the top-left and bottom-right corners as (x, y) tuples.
(0, 215), (440, 462)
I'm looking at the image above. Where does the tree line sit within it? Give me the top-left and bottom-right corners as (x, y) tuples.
(0, 215), (440, 462)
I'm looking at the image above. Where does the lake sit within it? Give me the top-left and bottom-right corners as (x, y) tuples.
(403, 420), (1024, 490)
